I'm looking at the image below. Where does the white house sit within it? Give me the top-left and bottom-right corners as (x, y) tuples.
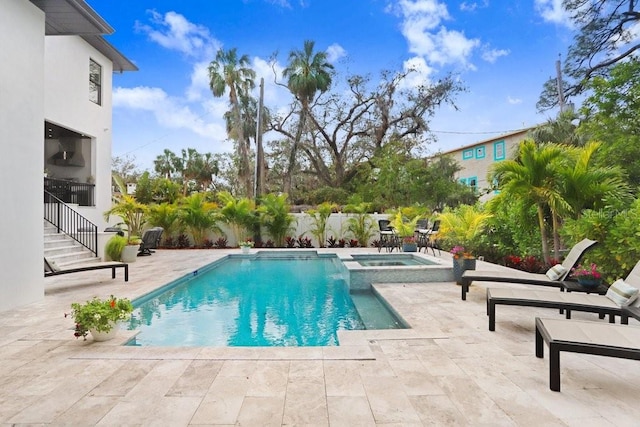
(0, 0), (136, 312)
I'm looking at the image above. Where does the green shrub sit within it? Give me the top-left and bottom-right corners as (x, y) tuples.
(105, 234), (127, 261)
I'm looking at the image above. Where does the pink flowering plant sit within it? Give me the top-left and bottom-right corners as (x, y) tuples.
(571, 263), (602, 281)
(450, 246), (474, 259)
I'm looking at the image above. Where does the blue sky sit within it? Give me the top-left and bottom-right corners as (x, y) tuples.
(90, 0), (576, 171)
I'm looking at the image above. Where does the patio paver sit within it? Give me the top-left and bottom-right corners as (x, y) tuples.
(1, 248), (639, 425)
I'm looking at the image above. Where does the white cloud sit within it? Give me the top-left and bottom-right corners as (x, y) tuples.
(534, 0), (572, 27)
(393, 0), (480, 69)
(113, 86), (227, 140)
(507, 96), (522, 105)
(135, 10), (221, 59)
(481, 47), (509, 63)
(400, 56), (435, 88)
(185, 60), (212, 102)
(459, 1), (488, 12)
(326, 43), (347, 63)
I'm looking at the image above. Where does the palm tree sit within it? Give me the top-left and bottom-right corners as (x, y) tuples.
(560, 141), (630, 218)
(153, 149), (181, 179)
(530, 110), (586, 146)
(208, 48), (256, 196)
(178, 193), (219, 247)
(490, 139), (568, 263)
(257, 193), (296, 247)
(282, 40), (333, 194)
(217, 191), (257, 245)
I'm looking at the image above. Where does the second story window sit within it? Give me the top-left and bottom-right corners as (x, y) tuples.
(89, 59), (102, 105)
(494, 140), (505, 160)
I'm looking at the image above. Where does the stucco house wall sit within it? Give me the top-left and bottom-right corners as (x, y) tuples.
(44, 36), (114, 228)
(0, 1), (47, 311)
(0, 0), (135, 312)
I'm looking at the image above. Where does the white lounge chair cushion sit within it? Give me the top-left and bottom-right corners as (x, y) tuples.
(546, 264), (567, 281)
(606, 279), (639, 306)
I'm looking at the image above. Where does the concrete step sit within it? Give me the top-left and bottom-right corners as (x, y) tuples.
(44, 222), (98, 267)
(44, 250), (95, 266)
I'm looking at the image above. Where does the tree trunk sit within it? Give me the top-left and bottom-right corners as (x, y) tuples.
(537, 204), (551, 264)
(230, 88), (252, 196)
(551, 211), (562, 261)
(284, 109), (306, 194)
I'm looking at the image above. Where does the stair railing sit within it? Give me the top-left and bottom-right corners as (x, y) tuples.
(44, 190), (98, 256)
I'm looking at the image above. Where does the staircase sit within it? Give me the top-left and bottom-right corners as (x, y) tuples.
(44, 222), (100, 268)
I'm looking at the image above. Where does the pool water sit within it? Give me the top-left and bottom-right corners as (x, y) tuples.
(126, 254), (404, 347)
(352, 254), (436, 267)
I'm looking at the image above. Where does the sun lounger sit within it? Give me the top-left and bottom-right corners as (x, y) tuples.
(461, 238), (598, 300)
(535, 317), (640, 391)
(44, 257), (128, 281)
(486, 288), (623, 331)
(487, 260), (640, 331)
(138, 227), (163, 256)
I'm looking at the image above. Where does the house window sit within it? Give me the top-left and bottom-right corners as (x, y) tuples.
(475, 146), (485, 159)
(494, 140), (505, 160)
(459, 178), (467, 185)
(462, 149), (473, 160)
(89, 59), (102, 105)
(468, 177), (478, 192)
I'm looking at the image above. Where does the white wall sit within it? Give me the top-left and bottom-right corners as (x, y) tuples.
(216, 213), (392, 248)
(44, 36), (114, 230)
(0, 1), (46, 311)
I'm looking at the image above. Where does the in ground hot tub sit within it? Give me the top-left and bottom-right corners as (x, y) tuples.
(340, 253), (454, 290)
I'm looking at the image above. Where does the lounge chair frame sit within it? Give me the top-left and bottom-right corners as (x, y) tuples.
(44, 258), (128, 281)
(535, 317), (640, 391)
(486, 288), (624, 331)
(461, 238), (598, 300)
(138, 227), (163, 256)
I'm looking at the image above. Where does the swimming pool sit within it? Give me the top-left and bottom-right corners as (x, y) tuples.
(126, 252), (405, 347)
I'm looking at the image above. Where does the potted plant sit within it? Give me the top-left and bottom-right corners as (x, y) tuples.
(105, 234), (127, 261)
(571, 263), (603, 288)
(239, 239), (254, 254)
(66, 295), (133, 341)
(104, 195), (148, 263)
(390, 211), (420, 252)
(451, 245), (476, 284)
(438, 205), (492, 284)
(121, 235), (142, 262)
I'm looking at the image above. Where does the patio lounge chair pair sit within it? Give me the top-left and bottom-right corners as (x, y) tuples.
(460, 238), (598, 300)
(44, 257), (128, 281)
(486, 259), (640, 331)
(138, 227), (163, 256)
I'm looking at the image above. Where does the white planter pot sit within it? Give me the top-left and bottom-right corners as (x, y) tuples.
(121, 245), (138, 263)
(241, 246), (251, 254)
(89, 321), (118, 342)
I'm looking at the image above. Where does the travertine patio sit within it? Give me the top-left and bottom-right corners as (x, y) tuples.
(1, 248), (639, 426)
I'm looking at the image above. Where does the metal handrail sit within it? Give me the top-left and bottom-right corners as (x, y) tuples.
(44, 190), (98, 256)
(44, 177), (95, 207)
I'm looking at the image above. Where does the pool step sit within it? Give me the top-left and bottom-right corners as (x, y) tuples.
(350, 291), (404, 330)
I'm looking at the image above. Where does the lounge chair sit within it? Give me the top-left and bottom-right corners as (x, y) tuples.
(138, 227), (164, 256)
(486, 260), (640, 331)
(461, 238), (598, 300)
(44, 257), (128, 281)
(535, 317), (640, 391)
